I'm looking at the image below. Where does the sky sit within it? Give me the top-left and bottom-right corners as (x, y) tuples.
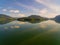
(0, 0), (60, 18)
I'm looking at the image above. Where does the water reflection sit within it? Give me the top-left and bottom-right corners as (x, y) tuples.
(17, 19), (46, 24)
(0, 21), (12, 25)
(54, 19), (60, 23)
(0, 19), (60, 25)
(10, 25), (20, 29)
(0, 20), (60, 45)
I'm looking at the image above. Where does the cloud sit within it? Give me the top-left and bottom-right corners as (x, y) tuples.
(39, 8), (48, 15)
(35, 0), (60, 11)
(10, 13), (26, 18)
(2, 8), (26, 17)
(35, 0), (60, 18)
(15, 0), (60, 18)
(16, 2), (39, 12)
(18, 14), (26, 17)
(2, 9), (7, 12)
(9, 10), (20, 13)
(2, 9), (20, 13)
(39, 8), (57, 18)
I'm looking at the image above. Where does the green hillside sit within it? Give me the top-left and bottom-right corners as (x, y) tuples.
(0, 14), (15, 24)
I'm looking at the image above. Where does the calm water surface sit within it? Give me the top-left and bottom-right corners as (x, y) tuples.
(0, 20), (60, 45)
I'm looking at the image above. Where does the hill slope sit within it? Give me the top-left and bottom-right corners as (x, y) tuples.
(0, 14), (15, 24)
(17, 15), (48, 23)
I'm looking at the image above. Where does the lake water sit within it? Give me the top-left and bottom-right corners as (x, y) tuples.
(0, 20), (60, 45)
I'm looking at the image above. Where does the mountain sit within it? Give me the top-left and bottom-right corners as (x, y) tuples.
(28, 15), (41, 19)
(0, 14), (15, 24)
(29, 15), (48, 19)
(54, 15), (60, 20)
(54, 15), (60, 23)
(17, 15), (48, 22)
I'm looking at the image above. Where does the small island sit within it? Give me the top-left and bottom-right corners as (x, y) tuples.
(17, 15), (48, 23)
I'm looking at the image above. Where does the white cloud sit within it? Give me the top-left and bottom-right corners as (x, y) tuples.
(16, 2), (39, 12)
(18, 14), (26, 17)
(9, 10), (14, 12)
(14, 10), (20, 13)
(2, 9), (7, 12)
(35, 0), (60, 18)
(10, 13), (26, 18)
(9, 10), (20, 13)
(35, 0), (60, 11)
(39, 8), (48, 15)
(2, 9), (26, 17)
(16, 0), (60, 18)
(39, 8), (57, 18)
(1, 8), (26, 18)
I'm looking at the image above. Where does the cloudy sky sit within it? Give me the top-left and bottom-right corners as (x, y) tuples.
(0, 0), (60, 18)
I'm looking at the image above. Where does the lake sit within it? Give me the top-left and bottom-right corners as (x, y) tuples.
(0, 20), (60, 45)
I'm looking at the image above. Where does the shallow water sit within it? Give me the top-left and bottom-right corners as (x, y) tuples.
(0, 20), (60, 45)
